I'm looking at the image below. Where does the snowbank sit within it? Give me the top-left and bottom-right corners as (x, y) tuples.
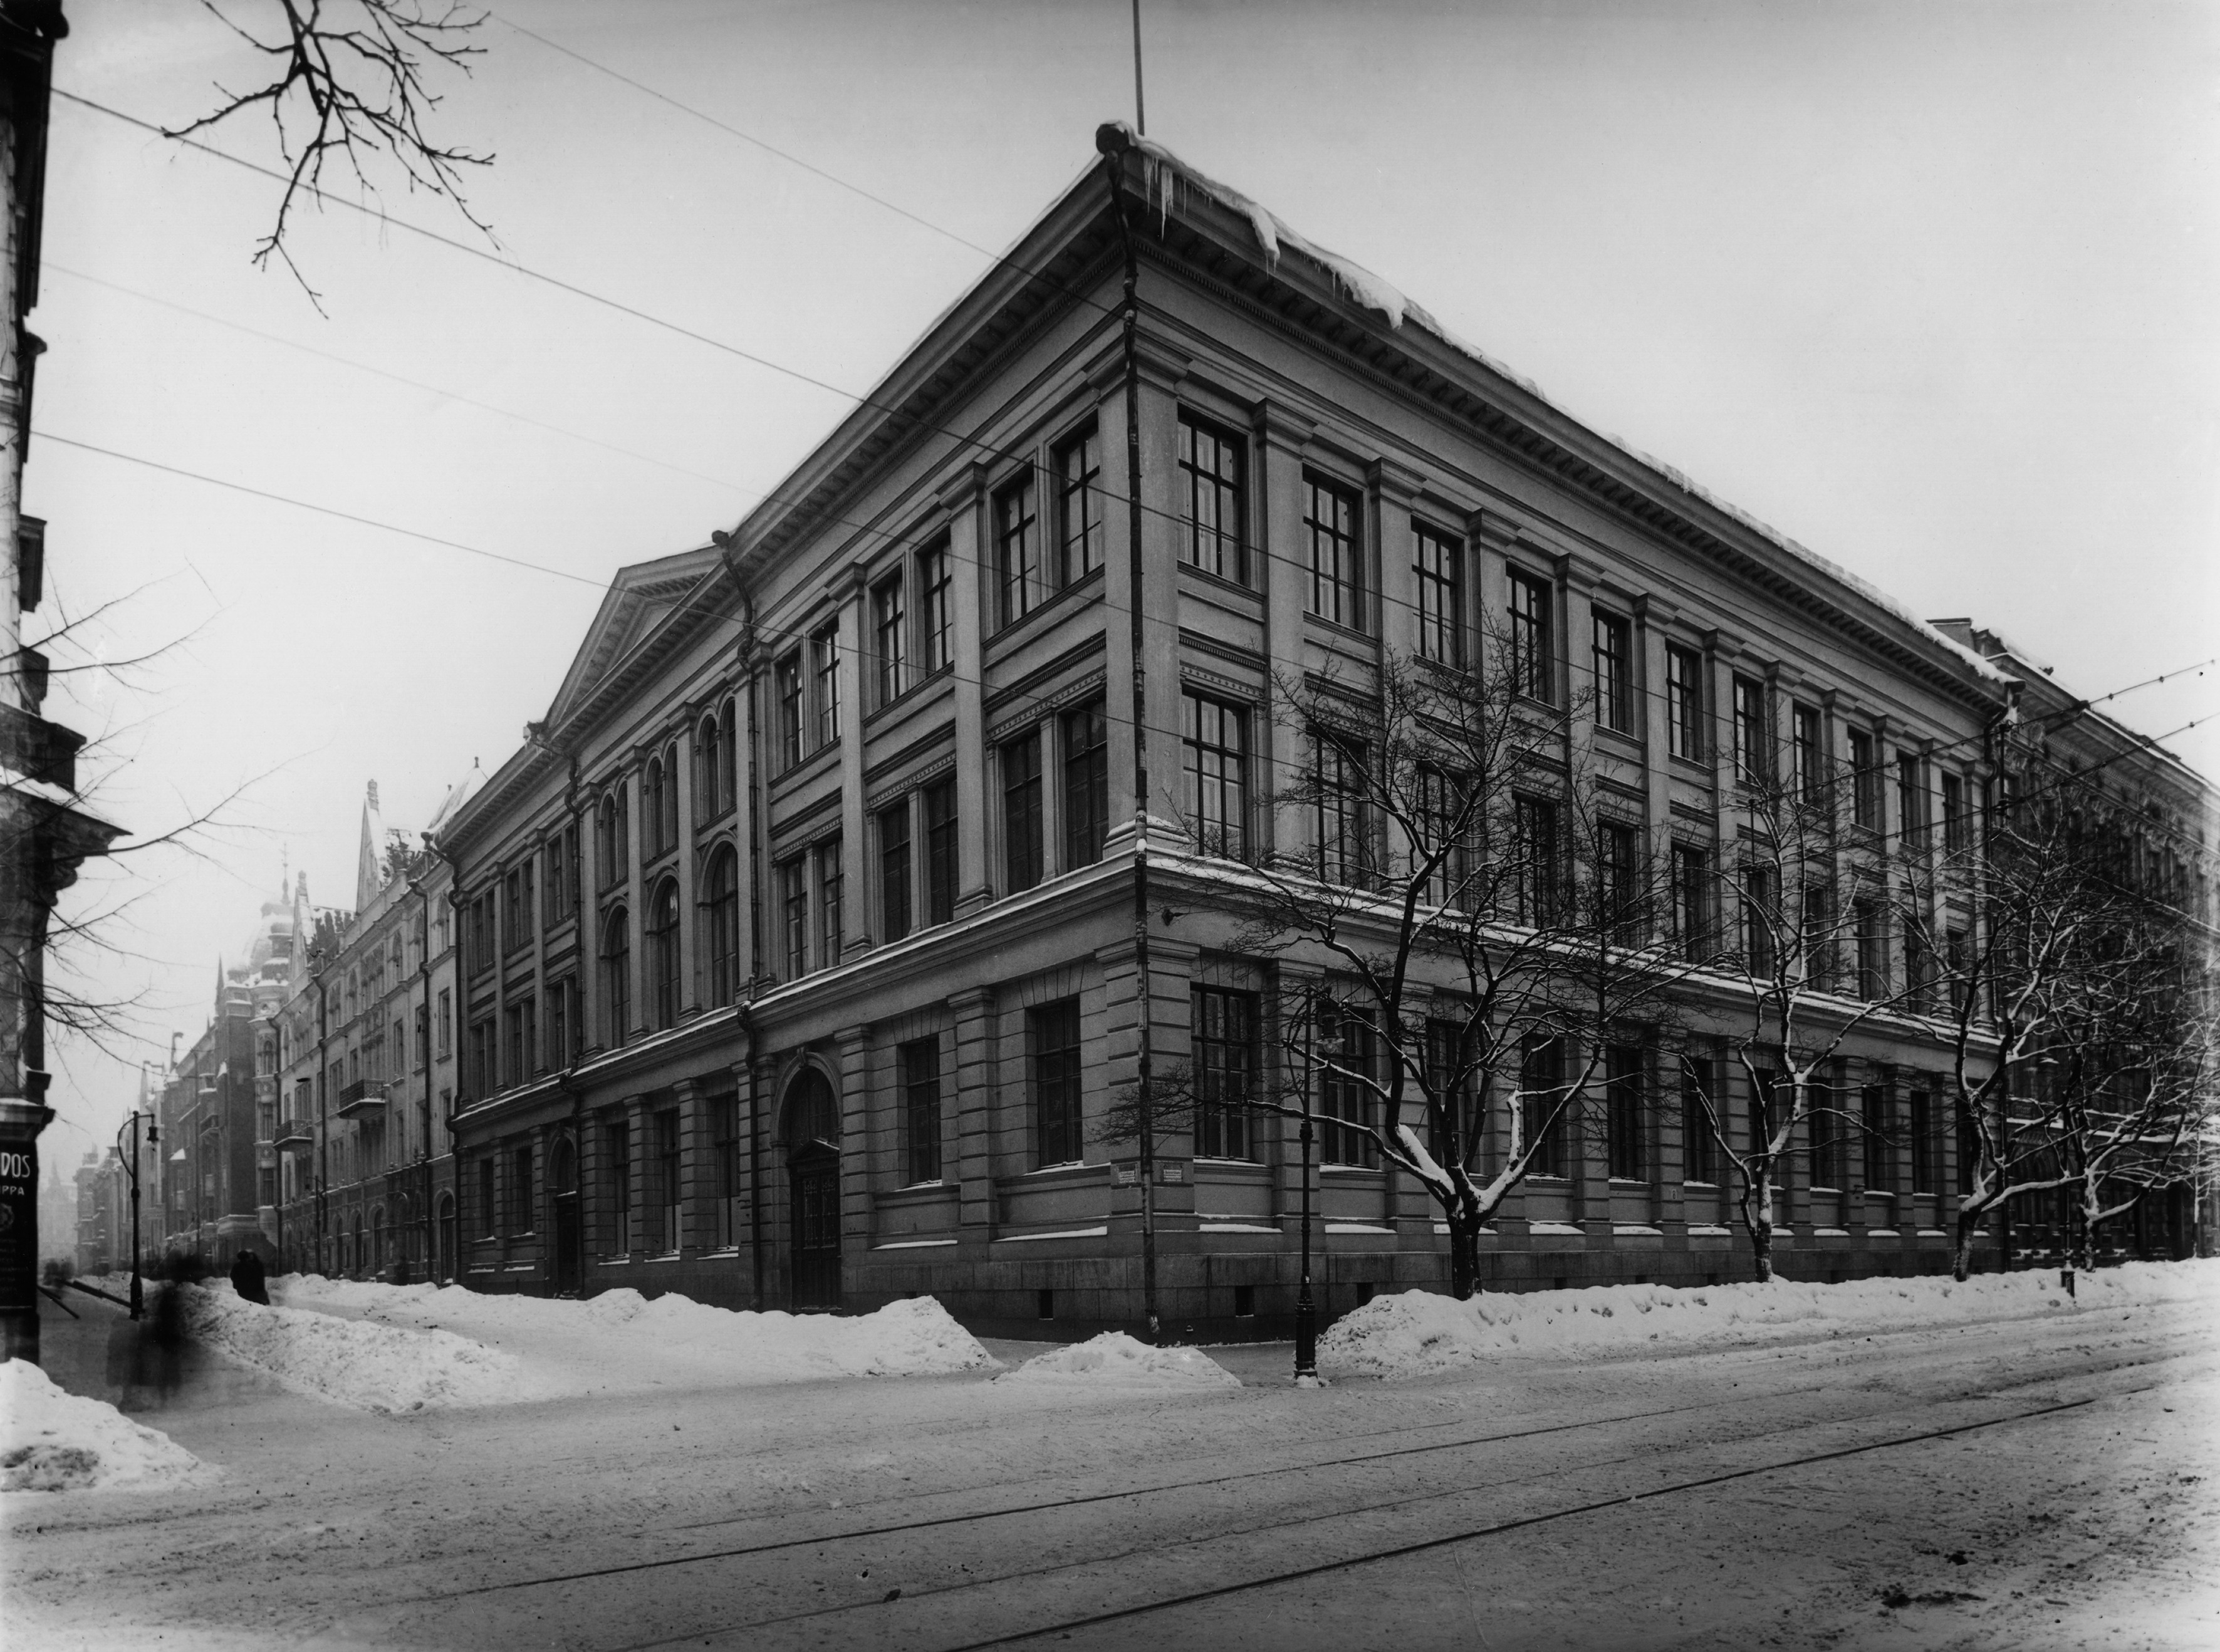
(1320, 1260), (2220, 1378)
(187, 1287), (534, 1413)
(269, 1276), (999, 1398)
(1, 1360), (207, 1492)
(996, 1332), (1241, 1388)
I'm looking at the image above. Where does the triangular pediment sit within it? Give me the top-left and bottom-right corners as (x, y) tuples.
(543, 546), (723, 732)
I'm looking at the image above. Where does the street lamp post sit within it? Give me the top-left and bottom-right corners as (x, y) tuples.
(1295, 1104), (1318, 1385)
(117, 1109), (156, 1320)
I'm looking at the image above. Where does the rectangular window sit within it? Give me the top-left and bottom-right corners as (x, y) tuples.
(1862, 1084), (1892, 1193)
(1592, 611), (1634, 733)
(1414, 522), (1462, 663)
(1792, 704), (1822, 801)
(811, 624), (841, 750)
(901, 1037), (942, 1185)
(547, 977), (573, 1068)
(1424, 1018), (1479, 1172)
(478, 1156), (497, 1237)
(1305, 474), (1364, 630)
(606, 1118), (632, 1252)
(1666, 645), (1704, 760)
(1606, 1043), (1645, 1182)
(1182, 693), (1248, 861)
(1056, 423), (1102, 586)
(1519, 1039), (1566, 1178)
(1317, 1002), (1375, 1168)
(1944, 927), (1970, 1017)
(1742, 865), (1778, 974)
(774, 653), (803, 771)
(1681, 1056), (1716, 1183)
(919, 540), (953, 675)
(1511, 795), (1560, 928)
(437, 988), (452, 1056)
(1193, 986), (1258, 1161)
(1909, 1088), (1934, 1193)
(1672, 844), (1710, 961)
(1897, 752), (1925, 843)
(504, 864), (534, 952)
(1847, 898), (1882, 999)
(815, 838), (844, 965)
(1061, 702), (1108, 869)
(1002, 729), (1045, 893)
(1507, 569), (1554, 702)
(779, 858), (808, 979)
(1598, 821), (1640, 943)
(995, 475), (1043, 627)
(1032, 999), (1083, 1168)
(924, 778), (958, 925)
(654, 1110), (680, 1253)
(1801, 881), (1834, 990)
(469, 1021), (496, 1098)
(1850, 729), (1881, 828)
(1810, 1088), (1840, 1190)
(511, 1144), (534, 1235)
(1416, 766), (1467, 909)
(1178, 413), (1246, 583)
(1732, 676), (1769, 782)
(1941, 772), (1968, 854)
(877, 800), (912, 945)
(714, 1095), (743, 1247)
(873, 574), (907, 706)
(1315, 733), (1370, 886)
(1904, 925), (1930, 1009)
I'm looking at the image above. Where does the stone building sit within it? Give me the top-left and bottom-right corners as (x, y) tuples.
(434, 128), (2214, 1335)
(271, 778), (467, 1281)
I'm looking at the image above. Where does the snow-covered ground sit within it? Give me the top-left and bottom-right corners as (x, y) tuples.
(1321, 1258), (2220, 1376)
(229, 1275), (1001, 1408)
(996, 1331), (1241, 1387)
(1, 1359), (207, 1493)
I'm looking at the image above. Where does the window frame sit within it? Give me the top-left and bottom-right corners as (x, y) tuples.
(1001, 727), (1045, 894)
(1303, 470), (1365, 631)
(872, 572), (908, 707)
(1665, 645), (1704, 761)
(994, 472), (1043, 630)
(1177, 411), (1247, 584)
(1591, 610), (1634, 734)
(901, 1036), (942, 1185)
(877, 799), (913, 945)
(1182, 691), (1250, 861)
(1031, 999), (1085, 1168)
(1061, 701), (1108, 870)
(1506, 568), (1555, 703)
(1055, 422), (1103, 588)
(1413, 521), (1462, 665)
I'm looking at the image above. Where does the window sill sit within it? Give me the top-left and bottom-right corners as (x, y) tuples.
(1176, 561), (1260, 603)
(863, 665), (954, 731)
(1303, 611), (1375, 648)
(986, 568), (1106, 653)
(1594, 724), (1645, 756)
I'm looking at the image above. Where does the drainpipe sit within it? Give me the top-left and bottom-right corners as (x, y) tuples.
(438, 842), (469, 1279)
(312, 953), (328, 1275)
(1098, 130), (1160, 1343)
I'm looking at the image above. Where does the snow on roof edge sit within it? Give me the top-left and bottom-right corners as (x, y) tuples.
(1100, 122), (2013, 690)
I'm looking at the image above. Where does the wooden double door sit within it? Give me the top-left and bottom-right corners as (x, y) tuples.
(790, 1147), (842, 1311)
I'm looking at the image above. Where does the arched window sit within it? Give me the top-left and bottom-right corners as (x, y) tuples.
(602, 907), (631, 1044)
(662, 743), (680, 855)
(719, 698), (738, 815)
(647, 878), (680, 1031)
(644, 756), (667, 861)
(783, 1066), (841, 1152)
(597, 790), (620, 888)
(697, 712), (721, 823)
(705, 847), (740, 1006)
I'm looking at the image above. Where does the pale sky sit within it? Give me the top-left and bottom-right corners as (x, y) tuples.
(29, 0), (2219, 1161)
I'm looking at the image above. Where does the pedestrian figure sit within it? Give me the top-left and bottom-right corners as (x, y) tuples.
(229, 1248), (269, 1305)
(144, 1282), (187, 1408)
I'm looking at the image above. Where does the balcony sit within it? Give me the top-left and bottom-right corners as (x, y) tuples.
(274, 1118), (313, 1151)
(335, 1080), (388, 1121)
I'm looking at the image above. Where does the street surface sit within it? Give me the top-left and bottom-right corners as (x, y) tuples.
(8, 1286), (2217, 1651)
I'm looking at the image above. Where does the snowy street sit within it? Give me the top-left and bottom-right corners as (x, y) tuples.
(8, 1276), (2219, 1651)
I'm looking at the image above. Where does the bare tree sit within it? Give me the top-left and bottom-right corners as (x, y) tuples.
(1681, 745), (1917, 1281)
(172, 1), (494, 298)
(1106, 643), (1688, 1299)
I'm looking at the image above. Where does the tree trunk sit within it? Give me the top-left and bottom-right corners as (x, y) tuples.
(1952, 1200), (1984, 1281)
(1740, 1171), (1776, 1282)
(1447, 1205), (1481, 1300)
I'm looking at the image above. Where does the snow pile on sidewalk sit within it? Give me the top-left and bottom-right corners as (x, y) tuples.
(270, 1276), (998, 1397)
(996, 1332), (1241, 1388)
(1321, 1259), (2220, 1378)
(186, 1289), (534, 1412)
(1, 1359), (207, 1492)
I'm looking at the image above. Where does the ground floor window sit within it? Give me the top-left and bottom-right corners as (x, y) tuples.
(1032, 1000), (1083, 1167)
(1193, 986), (1258, 1161)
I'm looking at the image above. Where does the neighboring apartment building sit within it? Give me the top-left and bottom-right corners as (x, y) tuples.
(434, 128), (2215, 1334)
(157, 883), (294, 1270)
(271, 779), (466, 1281)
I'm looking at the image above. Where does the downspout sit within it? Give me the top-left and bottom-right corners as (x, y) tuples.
(714, 546), (768, 1311)
(438, 843), (468, 1277)
(313, 958), (328, 1275)
(1098, 129), (1159, 1343)
(409, 867), (432, 1280)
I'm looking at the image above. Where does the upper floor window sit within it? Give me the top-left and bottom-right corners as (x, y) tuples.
(545, 823), (578, 926)
(779, 858), (808, 979)
(995, 474), (1044, 628)
(1791, 704), (1822, 802)
(1178, 412), (1246, 584)
(1182, 692), (1249, 861)
(815, 838), (845, 967)
(919, 540), (953, 675)
(878, 799), (912, 945)
(1849, 727), (1882, 829)
(811, 625), (841, 750)
(600, 907), (630, 1045)
(1507, 569), (1553, 702)
(696, 710), (724, 823)
(643, 748), (680, 861)
(924, 777), (959, 925)
(1732, 676), (1769, 782)
(1666, 645), (1704, 760)
(704, 847), (740, 1006)
(1510, 794), (1560, 928)
(1897, 752), (1926, 843)
(1941, 772), (1969, 854)
(645, 878), (680, 1031)
(1061, 701), (1109, 870)
(1056, 423), (1103, 586)
(774, 653), (803, 771)
(1413, 522), (1462, 665)
(1003, 729), (1044, 895)
(503, 862), (534, 953)
(1315, 731), (1371, 886)
(1671, 843), (1710, 962)
(873, 574), (907, 706)
(717, 698), (738, 813)
(1592, 610), (1633, 733)
(1305, 474), (1363, 630)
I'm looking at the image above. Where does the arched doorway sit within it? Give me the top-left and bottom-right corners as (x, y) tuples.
(783, 1067), (843, 1311)
(435, 1192), (456, 1284)
(548, 1135), (582, 1295)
